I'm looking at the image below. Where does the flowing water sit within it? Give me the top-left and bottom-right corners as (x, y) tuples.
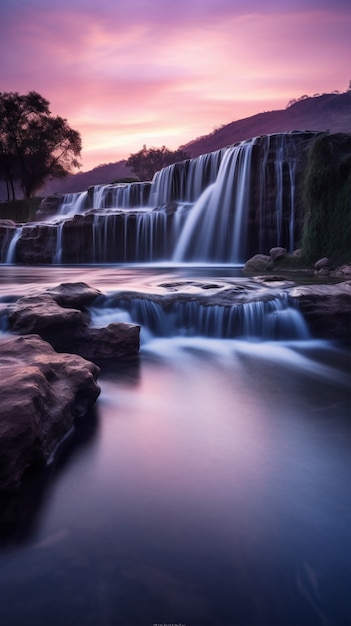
(0, 265), (350, 626)
(0, 132), (318, 266)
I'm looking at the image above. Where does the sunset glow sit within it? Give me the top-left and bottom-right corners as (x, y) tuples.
(1, 0), (350, 170)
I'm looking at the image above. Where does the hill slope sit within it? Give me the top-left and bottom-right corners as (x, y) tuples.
(41, 91), (351, 194)
(182, 92), (351, 157)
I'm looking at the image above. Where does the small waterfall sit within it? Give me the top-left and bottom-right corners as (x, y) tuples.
(90, 293), (310, 341)
(5, 227), (23, 264)
(54, 221), (65, 264)
(59, 191), (88, 216)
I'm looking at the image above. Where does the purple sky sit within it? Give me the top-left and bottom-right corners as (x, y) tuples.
(1, 0), (350, 170)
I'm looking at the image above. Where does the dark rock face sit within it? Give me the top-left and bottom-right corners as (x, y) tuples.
(289, 281), (351, 339)
(0, 334), (100, 491)
(35, 194), (64, 220)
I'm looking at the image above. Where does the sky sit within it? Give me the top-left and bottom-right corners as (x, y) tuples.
(1, 0), (350, 172)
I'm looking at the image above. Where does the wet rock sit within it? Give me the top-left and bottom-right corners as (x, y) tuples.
(243, 254), (272, 273)
(6, 290), (140, 360)
(269, 247), (287, 262)
(331, 263), (351, 278)
(72, 323), (140, 361)
(8, 294), (88, 335)
(35, 194), (64, 220)
(0, 334), (100, 491)
(46, 282), (102, 309)
(314, 257), (330, 271)
(289, 281), (351, 339)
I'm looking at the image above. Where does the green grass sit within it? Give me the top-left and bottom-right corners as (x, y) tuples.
(0, 197), (43, 223)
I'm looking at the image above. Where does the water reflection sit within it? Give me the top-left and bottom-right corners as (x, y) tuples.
(0, 267), (350, 625)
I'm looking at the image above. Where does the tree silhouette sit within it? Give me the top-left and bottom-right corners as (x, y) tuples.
(126, 145), (190, 181)
(0, 91), (81, 199)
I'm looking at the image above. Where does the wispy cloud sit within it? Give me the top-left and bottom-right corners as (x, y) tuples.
(1, 0), (350, 169)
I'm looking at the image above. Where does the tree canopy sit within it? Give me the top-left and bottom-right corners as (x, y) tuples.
(126, 145), (190, 181)
(0, 91), (81, 199)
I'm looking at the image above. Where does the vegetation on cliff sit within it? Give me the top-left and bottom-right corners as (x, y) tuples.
(301, 132), (351, 264)
(126, 145), (190, 181)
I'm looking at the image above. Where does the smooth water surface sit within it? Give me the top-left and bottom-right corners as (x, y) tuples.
(0, 266), (350, 626)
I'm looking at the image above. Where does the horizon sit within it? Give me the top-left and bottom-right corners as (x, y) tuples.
(1, 0), (350, 172)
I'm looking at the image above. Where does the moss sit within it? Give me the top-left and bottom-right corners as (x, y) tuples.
(0, 197), (43, 223)
(300, 133), (351, 264)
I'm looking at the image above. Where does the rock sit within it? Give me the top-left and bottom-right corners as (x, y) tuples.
(293, 248), (303, 257)
(314, 257), (330, 271)
(46, 282), (102, 308)
(35, 194), (64, 220)
(72, 323), (140, 361)
(269, 247), (287, 262)
(6, 290), (140, 360)
(0, 334), (100, 490)
(8, 294), (88, 335)
(331, 263), (351, 278)
(243, 254), (272, 273)
(289, 281), (351, 339)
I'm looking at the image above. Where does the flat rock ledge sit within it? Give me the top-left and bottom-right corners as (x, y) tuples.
(289, 281), (351, 339)
(0, 334), (100, 491)
(6, 282), (140, 360)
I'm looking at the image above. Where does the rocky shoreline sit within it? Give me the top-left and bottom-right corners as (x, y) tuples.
(0, 282), (140, 491)
(1, 275), (350, 491)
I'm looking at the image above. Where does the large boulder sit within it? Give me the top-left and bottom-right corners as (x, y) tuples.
(0, 334), (100, 490)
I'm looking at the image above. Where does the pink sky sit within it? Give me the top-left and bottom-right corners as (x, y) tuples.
(1, 0), (350, 171)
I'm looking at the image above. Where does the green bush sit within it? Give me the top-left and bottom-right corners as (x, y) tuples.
(301, 133), (351, 264)
(0, 197), (43, 222)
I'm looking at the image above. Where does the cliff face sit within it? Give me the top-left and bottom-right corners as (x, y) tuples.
(0, 131), (349, 265)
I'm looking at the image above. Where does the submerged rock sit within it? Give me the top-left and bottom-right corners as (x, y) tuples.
(0, 334), (100, 491)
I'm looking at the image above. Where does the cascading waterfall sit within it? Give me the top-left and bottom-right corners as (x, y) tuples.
(90, 293), (310, 341)
(1, 131), (316, 265)
(173, 139), (255, 262)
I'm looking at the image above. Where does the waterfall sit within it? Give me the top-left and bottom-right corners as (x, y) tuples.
(1, 131), (317, 265)
(90, 293), (310, 341)
(5, 227), (23, 264)
(173, 139), (255, 263)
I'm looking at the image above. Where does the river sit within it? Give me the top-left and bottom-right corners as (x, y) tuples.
(0, 265), (350, 626)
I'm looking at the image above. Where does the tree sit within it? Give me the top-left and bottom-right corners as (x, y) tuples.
(126, 145), (190, 181)
(0, 91), (81, 199)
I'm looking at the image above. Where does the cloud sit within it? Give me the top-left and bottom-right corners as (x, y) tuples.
(1, 1), (350, 170)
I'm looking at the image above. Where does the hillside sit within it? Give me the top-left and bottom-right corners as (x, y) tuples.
(182, 91), (351, 157)
(40, 91), (351, 195)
